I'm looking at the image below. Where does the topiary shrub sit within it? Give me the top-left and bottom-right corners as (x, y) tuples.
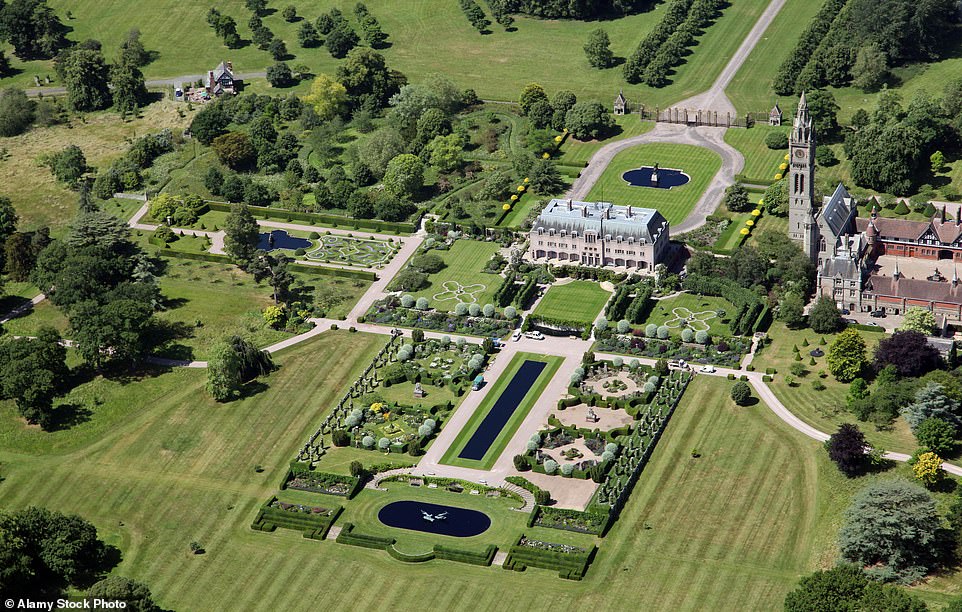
(483, 303), (495, 317)
(332, 430), (350, 446)
(544, 459), (559, 474)
(617, 319), (630, 333)
(894, 201), (910, 215)
(765, 131), (789, 150)
(377, 437), (390, 450)
(468, 303), (481, 316)
(504, 305), (518, 319)
(730, 381), (751, 406)
(401, 294), (415, 308)
(534, 489), (550, 505)
(695, 330), (709, 345)
(657, 325), (669, 339)
(455, 302), (469, 316)
(561, 463), (575, 476)
(681, 328), (694, 343)
(362, 436), (375, 448)
(416, 297), (430, 310)
(645, 323), (658, 338)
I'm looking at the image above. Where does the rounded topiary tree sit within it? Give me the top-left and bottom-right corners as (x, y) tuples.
(605, 442), (618, 455)
(504, 305), (518, 319)
(764, 131), (789, 150)
(418, 424), (433, 437)
(681, 328), (694, 343)
(561, 463), (575, 476)
(645, 323), (658, 338)
(455, 302), (469, 316)
(629, 359), (640, 370)
(468, 303), (481, 317)
(595, 317), (608, 331)
(657, 325), (670, 339)
(378, 437), (390, 450)
(730, 381), (752, 406)
(401, 294), (415, 308)
(362, 435), (375, 448)
(482, 303), (495, 317)
(695, 330), (709, 345)
(415, 297), (429, 310)
(571, 372), (583, 385)
(544, 459), (559, 474)
(601, 450), (615, 462)
(526, 440), (538, 451)
(617, 319), (630, 333)
(613, 357), (623, 368)
(423, 418), (436, 430)
(643, 381), (656, 394)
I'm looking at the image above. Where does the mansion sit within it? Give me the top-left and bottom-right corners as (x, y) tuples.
(786, 93), (962, 321)
(527, 199), (669, 272)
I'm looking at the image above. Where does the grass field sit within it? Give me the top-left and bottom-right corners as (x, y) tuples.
(6, 332), (962, 608)
(3, 0), (770, 105)
(584, 143), (721, 225)
(642, 293), (735, 338)
(755, 322), (922, 454)
(410, 240), (502, 312)
(724, 0), (826, 114)
(557, 116), (654, 169)
(0, 100), (190, 235)
(440, 352), (563, 470)
(724, 125), (790, 183)
(532, 280), (611, 325)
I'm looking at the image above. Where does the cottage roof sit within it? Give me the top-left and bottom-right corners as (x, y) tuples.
(213, 61), (233, 81)
(770, 103), (781, 116)
(614, 90), (627, 106)
(855, 217), (929, 241)
(822, 255), (860, 279)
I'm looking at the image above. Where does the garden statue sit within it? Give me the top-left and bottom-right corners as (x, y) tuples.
(413, 381), (425, 398)
(586, 407), (599, 423)
(651, 163), (659, 186)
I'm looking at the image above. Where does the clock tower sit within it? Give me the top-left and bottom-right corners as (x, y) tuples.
(788, 92), (818, 260)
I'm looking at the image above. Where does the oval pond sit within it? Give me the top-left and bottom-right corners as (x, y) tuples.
(622, 166), (691, 189)
(378, 500), (492, 537)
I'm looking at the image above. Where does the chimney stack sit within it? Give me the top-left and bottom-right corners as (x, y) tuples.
(567, 199), (572, 211)
(582, 205), (588, 218)
(226, 60), (233, 72)
(627, 205), (632, 218)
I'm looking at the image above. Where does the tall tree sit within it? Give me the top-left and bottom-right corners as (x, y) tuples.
(110, 58), (148, 115)
(59, 48), (112, 112)
(584, 28), (614, 68)
(808, 296), (841, 333)
(87, 576), (160, 612)
(223, 204), (260, 266)
(250, 251), (294, 304)
(0, 87), (36, 136)
(825, 423), (868, 476)
(838, 479), (941, 580)
(874, 330), (942, 377)
(827, 329), (866, 382)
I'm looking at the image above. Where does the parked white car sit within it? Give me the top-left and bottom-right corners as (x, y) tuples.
(700, 365), (716, 373)
(512, 331), (522, 342)
(524, 331), (544, 340)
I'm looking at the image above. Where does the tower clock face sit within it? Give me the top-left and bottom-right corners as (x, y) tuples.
(794, 149), (806, 159)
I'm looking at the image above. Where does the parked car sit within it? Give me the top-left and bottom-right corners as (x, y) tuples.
(840, 308), (850, 315)
(512, 331), (522, 342)
(524, 331), (544, 340)
(842, 318), (857, 325)
(870, 310), (887, 318)
(700, 365), (716, 373)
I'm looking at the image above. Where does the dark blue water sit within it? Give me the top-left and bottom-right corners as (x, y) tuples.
(622, 167), (690, 189)
(378, 500), (491, 537)
(257, 230), (312, 251)
(457, 360), (547, 461)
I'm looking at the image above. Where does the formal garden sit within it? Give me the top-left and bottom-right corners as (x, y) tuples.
(305, 235), (398, 268)
(531, 280), (611, 327)
(363, 294), (517, 338)
(641, 293), (736, 338)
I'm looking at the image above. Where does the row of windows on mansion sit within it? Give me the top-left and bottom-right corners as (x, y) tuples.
(525, 199), (669, 270)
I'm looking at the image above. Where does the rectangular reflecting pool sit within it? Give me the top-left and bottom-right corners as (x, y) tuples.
(457, 360), (548, 461)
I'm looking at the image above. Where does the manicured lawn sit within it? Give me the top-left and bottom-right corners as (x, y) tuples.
(4, 329), (962, 608)
(4, 0), (771, 108)
(533, 281), (611, 325)
(149, 256), (369, 360)
(642, 293), (735, 338)
(724, 125), (791, 183)
(557, 117), (654, 169)
(724, 0), (826, 114)
(0, 299), (69, 337)
(584, 143), (722, 225)
(756, 322), (922, 454)
(409, 240), (502, 312)
(441, 352), (563, 470)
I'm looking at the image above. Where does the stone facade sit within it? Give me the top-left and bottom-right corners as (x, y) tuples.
(527, 199), (669, 272)
(785, 92), (962, 320)
(613, 90), (628, 116)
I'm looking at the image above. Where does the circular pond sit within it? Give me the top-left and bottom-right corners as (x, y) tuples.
(257, 230), (312, 252)
(622, 166), (691, 189)
(378, 500), (491, 537)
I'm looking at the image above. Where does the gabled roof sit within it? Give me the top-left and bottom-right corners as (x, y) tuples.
(818, 183), (856, 238)
(866, 273), (962, 305)
(770, 102), (781, 115)
(213, 61), (233, 81)
(614, 90), (627, 105)
(856, 217), (930, 241)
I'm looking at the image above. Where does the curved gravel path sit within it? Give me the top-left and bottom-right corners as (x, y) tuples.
(566, 123), (744, 234)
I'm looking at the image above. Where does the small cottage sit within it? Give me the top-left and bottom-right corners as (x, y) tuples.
(613, 90), (628, 116)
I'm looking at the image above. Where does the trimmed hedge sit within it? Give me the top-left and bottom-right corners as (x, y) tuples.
(284, 468), (365, 499)
(502, 535), (597, 580)
(529, 505), (610, 535)
(250, 497), (342, 540)
(336, 523), (396, 549)
(434, 544), (497, 566)
(205, 201), (416, 234)
(157, 249), (378, 280)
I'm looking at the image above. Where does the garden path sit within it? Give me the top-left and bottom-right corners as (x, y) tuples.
(565, 0), (791, 233)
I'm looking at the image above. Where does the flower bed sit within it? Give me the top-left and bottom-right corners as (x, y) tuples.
(284, 468), (362, 498)
(594, 332), (749, 368)
(366, 296), (515, 337)
(530, 507), (608, 535)
(250, 496), (343, 540)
